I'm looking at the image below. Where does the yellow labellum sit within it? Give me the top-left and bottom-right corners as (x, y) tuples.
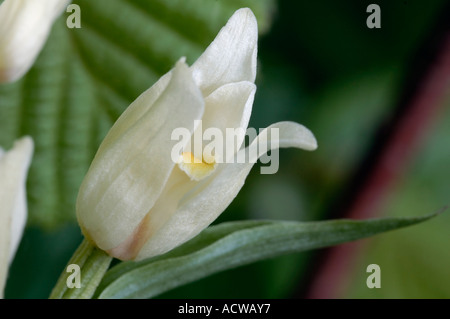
(178, 152), (217, 181)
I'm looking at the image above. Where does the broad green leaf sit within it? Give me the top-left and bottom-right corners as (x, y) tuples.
(96, 213), (438, 299)
(0, 0), (275, 229)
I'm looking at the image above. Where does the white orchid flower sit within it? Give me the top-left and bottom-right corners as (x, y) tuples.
(76, 8), (318, 261)
(0, 0), (70, 83)
(0, 137), (34, 298)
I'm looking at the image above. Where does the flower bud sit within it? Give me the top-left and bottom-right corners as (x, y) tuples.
(0, 0), (70, 83)
(76, 9), (317, 261)
(0, 137), (34, 298)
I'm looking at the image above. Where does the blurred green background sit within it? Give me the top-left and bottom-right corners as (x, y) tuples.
(1, 0), (449, 298)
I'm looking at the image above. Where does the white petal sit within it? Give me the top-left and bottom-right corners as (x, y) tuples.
(134, 122), (317, 260)
(95, 71), (172, 156)
(135, 162), (243, 260)
(0, 0), (70, 83)
(184, 81), (256, 162)
(249, 121), (318, 161)
(0, 137), (34, 298)
(107, 167), (194, 260)
(76, 61), (205, 251)
(202, 81), (255, 141)
(191, 8), (258, 96)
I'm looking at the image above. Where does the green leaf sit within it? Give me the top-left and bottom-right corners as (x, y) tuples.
(96, 212), (439, 299)
(0, 0), (275, 229)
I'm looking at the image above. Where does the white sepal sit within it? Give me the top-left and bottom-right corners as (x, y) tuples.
(0, 137), (34, 298)
(0, 0), (70, 83)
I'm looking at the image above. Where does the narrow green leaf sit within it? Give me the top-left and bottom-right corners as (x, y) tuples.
(96, 220), (271, 293)
(97, 212), (439, 299)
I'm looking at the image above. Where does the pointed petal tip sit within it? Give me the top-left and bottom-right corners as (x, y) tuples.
(234, 7), (257, 20)
(16, 135), (34, 148)
(14, 136), (34, 161)
(300, 127), (318, 151)
(308, 137), (318, 151)
(0, 136), (34, 163)
(266, 121), (318, 152)
(290, 122), (318, 151)
(191, 7), (258, 95)
(173, 57), (191, 75)
(228, 7), (258, 44)
(234, 7), (257, 23)
(176, 56), (187, 65)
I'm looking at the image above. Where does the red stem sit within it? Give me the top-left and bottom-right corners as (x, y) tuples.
(306, 30), (450, 298)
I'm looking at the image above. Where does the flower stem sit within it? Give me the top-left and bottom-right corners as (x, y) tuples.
(49, 238), (112, 299)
